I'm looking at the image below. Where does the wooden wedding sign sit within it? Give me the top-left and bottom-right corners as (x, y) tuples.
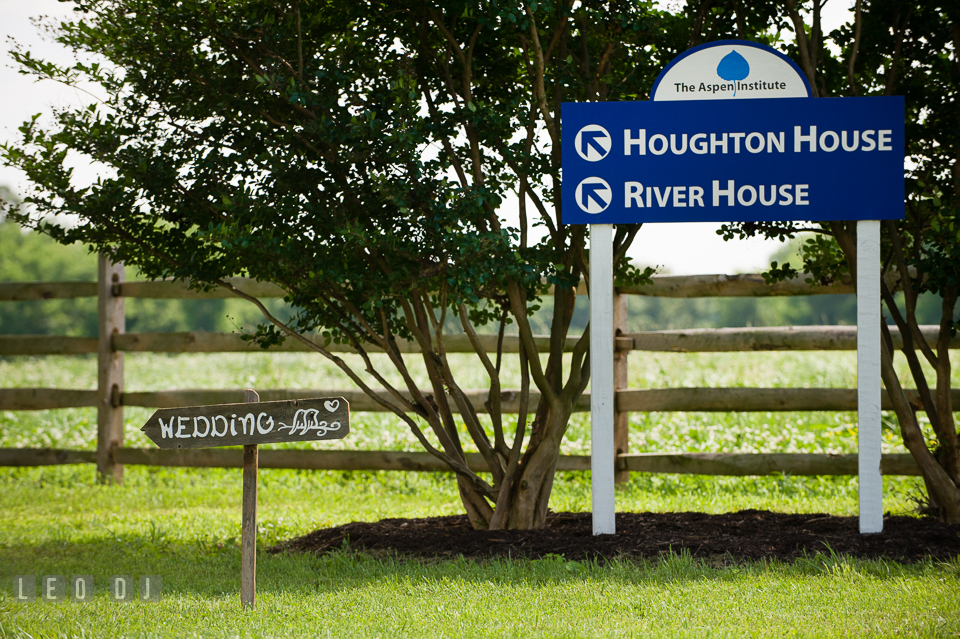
(141, 391), (349, 608)
(141, 397), (349, 448)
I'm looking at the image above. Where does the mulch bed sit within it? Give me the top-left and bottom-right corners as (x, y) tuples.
(271, 510), (960, 563)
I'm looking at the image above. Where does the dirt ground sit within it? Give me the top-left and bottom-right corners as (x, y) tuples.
(272, 510), (960, 563)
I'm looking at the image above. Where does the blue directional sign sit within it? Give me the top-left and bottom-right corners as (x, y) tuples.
(561, 96), (904, 225)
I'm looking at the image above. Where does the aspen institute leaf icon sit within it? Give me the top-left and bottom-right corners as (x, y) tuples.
(717, 49), (749, 96)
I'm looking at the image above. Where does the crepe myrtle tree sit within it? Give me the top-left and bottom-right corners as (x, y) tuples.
(723, 0), (960, 522)
(2, 0), (785, 528)
(3, 0), (656, 530)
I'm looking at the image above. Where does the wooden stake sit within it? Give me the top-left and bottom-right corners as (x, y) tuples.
(240, 389), (259, 608)
(97, 255), (125, 484)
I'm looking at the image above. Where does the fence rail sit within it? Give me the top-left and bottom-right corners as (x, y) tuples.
(0, 447), (921, 476)
(2, 325), (958, 357)
(3, 386), (959, 413)
(0, 272), (855, 302)
(0, 265), (953, 480)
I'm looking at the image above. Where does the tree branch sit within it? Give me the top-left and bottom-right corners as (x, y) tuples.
(847, 0), (862, 96)
(524, 6), (558, 144)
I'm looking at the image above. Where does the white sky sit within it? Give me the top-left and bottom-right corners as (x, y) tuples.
(1, 0), (855, 275)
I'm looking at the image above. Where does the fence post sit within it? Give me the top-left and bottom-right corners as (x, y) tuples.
(613, 292), (630, 484)
(97, 255), (125, 483)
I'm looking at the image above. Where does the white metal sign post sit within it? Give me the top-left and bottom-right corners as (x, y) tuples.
(571, 40), (903, 536)
(857, 221), (883, 532)
(590, 223), (616, 534)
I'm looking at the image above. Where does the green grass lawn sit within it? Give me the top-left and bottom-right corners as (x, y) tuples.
(0, 466), (955, 638)
(1, 351), (958, 637)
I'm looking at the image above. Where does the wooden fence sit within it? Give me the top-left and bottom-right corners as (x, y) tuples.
(3, 255), (957, 481)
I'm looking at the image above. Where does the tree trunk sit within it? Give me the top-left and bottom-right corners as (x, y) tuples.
(453, 441), (561, 530)
(833, 224), (960, 523)
(502, 436), (562, 529)
(880, 343), (960, 522)
(453, 401), (571, 530)
(455, 474), (495, 529)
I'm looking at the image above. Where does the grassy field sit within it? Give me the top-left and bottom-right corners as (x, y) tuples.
(1, 350), (958, 637)
(1, 348), (947, 455)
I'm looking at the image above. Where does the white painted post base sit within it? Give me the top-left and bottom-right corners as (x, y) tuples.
(857, 220), (883, 533)
(590, 224), (616, 535)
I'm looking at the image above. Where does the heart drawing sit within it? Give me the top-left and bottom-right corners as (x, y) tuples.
(324, 400), (340, 413)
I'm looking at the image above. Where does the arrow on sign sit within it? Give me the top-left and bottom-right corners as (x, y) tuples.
(576, 177), (612, 214)
(575, 125), (611, 162)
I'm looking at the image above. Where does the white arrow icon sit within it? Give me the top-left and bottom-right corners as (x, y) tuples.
(576, 177), (612, 214)
(575, 125), (611, 162)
